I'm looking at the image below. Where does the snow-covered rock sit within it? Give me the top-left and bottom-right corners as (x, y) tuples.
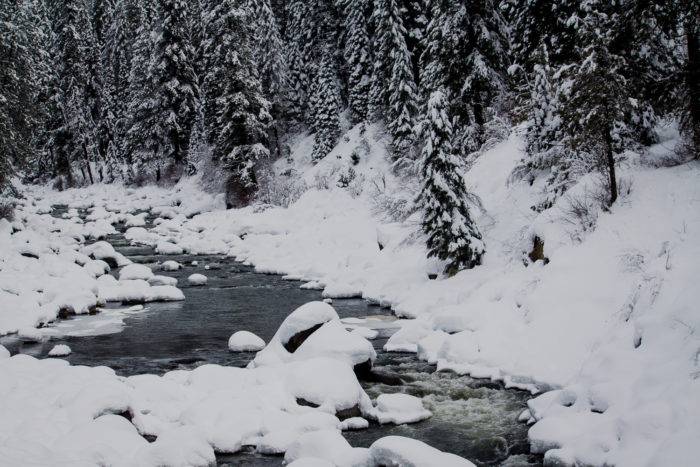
(155, 241), (183, 255)
(228, 331), (265, 352)
(48, 344), (72, 357)
(368, 393), (432, 425)
(369, 436), (475, 467)
(160, 260), (182, 271)
(187, 274), (207, 286)
(118, 263), (154, 281)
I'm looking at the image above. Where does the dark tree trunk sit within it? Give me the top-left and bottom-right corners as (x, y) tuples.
(604, 128), (618, 207)
(82, 142), (94, 184)
(687, 12), (700, 157)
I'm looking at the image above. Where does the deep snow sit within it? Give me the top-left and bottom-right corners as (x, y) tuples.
(1, 122), (698, 465)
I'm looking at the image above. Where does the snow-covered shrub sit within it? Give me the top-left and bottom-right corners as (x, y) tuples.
(368, 175), (419, 222)
(256, 171), (307, 208)
(560, 192), (600, 241)
(0, 202), (13, 221)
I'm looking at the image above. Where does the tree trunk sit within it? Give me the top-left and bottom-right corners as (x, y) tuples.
(82, 142), (94, 184)
(604, 129), (618, 207)
(687, 11), (700, 157)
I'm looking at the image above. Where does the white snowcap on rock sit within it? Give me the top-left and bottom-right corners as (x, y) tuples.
(119, 263), (154, 281)
(228, 331), (265, 352)
(187, 273), (207, 286)
(160, 260), (182, 271)
(48, 344), (72, 357)
(368, 393), (431, 425)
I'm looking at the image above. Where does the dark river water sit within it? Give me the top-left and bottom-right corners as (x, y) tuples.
(1, 207), (542, 466)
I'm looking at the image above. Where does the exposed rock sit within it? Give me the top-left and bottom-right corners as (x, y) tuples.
(283, 323), (324, 353)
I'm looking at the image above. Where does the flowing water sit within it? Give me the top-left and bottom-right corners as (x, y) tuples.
(1, 207), (542, 466)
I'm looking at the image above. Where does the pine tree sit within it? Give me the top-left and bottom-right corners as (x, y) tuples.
(560, 2), (635, 207)
(128, 0), (199, 179)
(417, 90), (484, 275)
(342, 0), (371, 123)
(311, 50), (341, 161)
(0, 0), (34, 188)
(284, 1), (310, 122)
(201, 0), (271, 186)
(103, 0), (141, 180)
(247, 0), (288, 113)
(50, 0), (100, 185)
(510, 44), (570, 207)
(371, 0), (419, 159)
(420, 0), (508, 158)
(124, 0), (158, 178)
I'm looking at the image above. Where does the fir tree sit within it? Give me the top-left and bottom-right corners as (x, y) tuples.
(509, 45), (571, 210)
(247, 0), (288, 113)
(311, 50), (341, 161)
(342, 0), (371, 123)
(0, 0), (34, 187)
(201, 0), (271, 187)
(371, 0), (419, 159)
(128, 0), (199, 179)
(51, 0), (100, 185)
(560, 2), (635, 207)
(418, 90), (484, 275)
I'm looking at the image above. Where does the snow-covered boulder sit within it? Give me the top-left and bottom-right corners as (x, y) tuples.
(277, 301), (338, 351)
(368, 393), (431, 425)
(0, 345), (10, 358)
(82, 241), (130, 268)
(148, 275), (178, 287)
(155, 241), (183, 255)
(284, 429), (368, 467)
(146, 286), (185, 302)
(228, 331), (265, 352)
(118, 263), (154, 281)
(369, 436), (475, 467)
(160, 260), (182, 271)
(293, 320), (376, 368)
(48, 344), (72, 357)
(187, 274), (207, 286)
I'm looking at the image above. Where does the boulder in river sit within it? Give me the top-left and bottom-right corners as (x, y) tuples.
(228, 331), (265, 352)
(187, 273), (207, 286)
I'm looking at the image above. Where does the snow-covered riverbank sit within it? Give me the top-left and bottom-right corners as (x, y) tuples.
(2, 126), (699, 465)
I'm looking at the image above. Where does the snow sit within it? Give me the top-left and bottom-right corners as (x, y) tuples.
(119, 263), (155, 281)
(251, 302), (375, 370)
(187, 273), (207, 286)
(228, 331), (265, 352)
(155, 241), (184, 255)
(48, 344), (72, 357)
(284, 430), (368, 467)
(2, 123), (698, 465)
(368, 393), (432, 425)
(160, 260), (182, 271)
(368, 436), (475, 467)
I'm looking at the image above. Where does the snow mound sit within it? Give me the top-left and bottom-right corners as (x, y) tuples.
(369, 436), (475, 467)
(160, 260), (182, 271)
(228, 331), (265, 352)
(119, 263), (154, 281)
(155, 241), (184, 255)
(284, 430), (368, 467)
(187, 274), (207, 286)
(368, 393), (432, 425)
(48, 344), (72, 357)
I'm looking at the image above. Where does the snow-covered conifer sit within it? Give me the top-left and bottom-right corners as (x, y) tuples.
(310, 50), (341, 161)
(417, 90), (484, 275)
